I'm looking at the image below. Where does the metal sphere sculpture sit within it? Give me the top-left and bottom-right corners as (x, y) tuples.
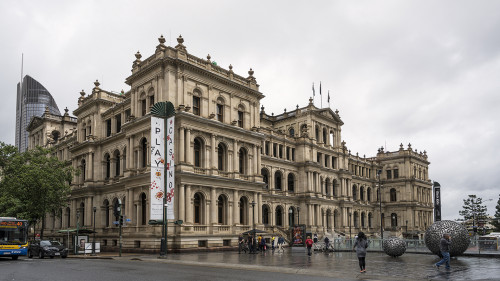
(382, 237), (406, 257)
(425, 220), (470, 257)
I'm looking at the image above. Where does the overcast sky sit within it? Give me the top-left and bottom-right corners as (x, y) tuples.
(2, 0), (499, 221)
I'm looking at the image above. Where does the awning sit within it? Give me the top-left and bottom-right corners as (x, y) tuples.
(57, 228), (96, 234)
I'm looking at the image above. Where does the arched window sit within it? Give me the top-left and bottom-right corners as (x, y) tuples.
(141, 138), (148, 168)
(368, 213), (373, 228)
(114, 150), (120, 177)
(262, 205), (270, 225)
(287, 173), (295, 192)
(261, 168), (269, 189)
(104, 154), (110, 179)
(66, 207), (71, 228)
(334, 210), (340, 228)
(367, 187), (372, 202)
(239, 197), (248, 225)
(390, 188), (397, 202)
(325, 178), (330, 195)
(193, 95), (201, 116)
(391, 213), (398, 227)
(361, 212), (366, 228)
(217, 195), (227, 224)
(79, 202), (85, 227)
(352, 185), (357, 200)
(274, 171), (282, 190)
(360, 186), (365, 201)
(194, 193), (204, 224)
(333, 180), (337, 196)
(104, 200), (110, 227)
(217, 143), (226, 171)
(289, 127), (295, 137)
(81, 159), (86, 181)
(353, 211), (359, 228)
(275, 206), (283, 226)
(141, 193), (147, 225)
(194, 138), (202, 168)
(238, 148), (247, 174)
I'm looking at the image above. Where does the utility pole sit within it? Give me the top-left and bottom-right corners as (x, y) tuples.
(377, 169), (383, 240)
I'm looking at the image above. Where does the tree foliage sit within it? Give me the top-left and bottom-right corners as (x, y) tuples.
(492, 194), (500, 231)
(459, 194), (488, 226)
(0, 142), (74, 238)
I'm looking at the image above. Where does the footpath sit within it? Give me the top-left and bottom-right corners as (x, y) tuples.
(69, 248), (500, 281)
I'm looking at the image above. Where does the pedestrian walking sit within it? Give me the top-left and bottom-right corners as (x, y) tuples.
(271, 236), (275, 250)
(352, 232), (369, 273)
(277, 235), (284, 253)
(258, 235), (263, 252)
(238, 234), (244, 254)
(305, 236), (314, 256)
(313, 233), (318, 243)
(260, 237), (267, 251)
(324, 236), (330, 252)
(435, 233), (452, 269)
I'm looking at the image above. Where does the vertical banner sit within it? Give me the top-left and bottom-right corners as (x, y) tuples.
(166, 116), (175, 219)
(150, 117), (164, 221)
(433, 181), (441, 222)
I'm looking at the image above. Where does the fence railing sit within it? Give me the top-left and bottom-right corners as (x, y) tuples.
(330, 238), (499, 255)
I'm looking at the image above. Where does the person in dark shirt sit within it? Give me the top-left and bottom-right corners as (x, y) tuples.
(353, 232), (369, 273)
(435, 233), (451, 269)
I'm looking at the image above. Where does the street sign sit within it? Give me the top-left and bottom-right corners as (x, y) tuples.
(113, 221), (119, 225)
(126, 218), (131, 222)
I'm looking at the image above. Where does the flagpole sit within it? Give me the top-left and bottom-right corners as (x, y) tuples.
(320, 82), (322, 108)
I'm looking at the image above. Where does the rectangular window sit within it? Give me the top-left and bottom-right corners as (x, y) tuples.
(332, 156), (336, 169)
(141, 100), (147, 116)
(279, 145), (283, 158)
(216, 104), (224, 122)
(106, 119), (112, 137)
(193, 96), (200, 116)
(324, 155), (328, 167)
(125, 109), (131, 121)
(273, 143), (277, 157)
(317, 152), (321, 163)
(265, 141), (270, 155)
(291, 148), (295, 161)
(394, 169), (399, 179)
(286, 147), (290, 160)
(116, 114), (121, 133)
(387, 170), (392, 179)
(237, 111), (243, 128)
(149, 95), (154, 110)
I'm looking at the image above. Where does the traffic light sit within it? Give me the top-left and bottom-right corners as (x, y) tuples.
(119, 215), (124, 226)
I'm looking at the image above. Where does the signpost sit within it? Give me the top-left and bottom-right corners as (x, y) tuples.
(150, 101), (175, 257)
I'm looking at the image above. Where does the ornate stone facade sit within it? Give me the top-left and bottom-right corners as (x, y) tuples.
(27, 36), (433, 252)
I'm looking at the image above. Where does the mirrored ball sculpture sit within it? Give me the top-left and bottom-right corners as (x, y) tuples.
(425, 220), (470, 257)
(383, 237), (406, 257)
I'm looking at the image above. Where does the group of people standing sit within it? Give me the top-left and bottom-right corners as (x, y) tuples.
(238, 234), (285, 254)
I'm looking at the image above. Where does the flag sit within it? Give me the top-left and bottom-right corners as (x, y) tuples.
(328, 91), (330, 103)
(319, 82), (322, 96)
(312, 83), (315, 97)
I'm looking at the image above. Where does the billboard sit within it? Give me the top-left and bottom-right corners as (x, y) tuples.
(166, 116), (175, 220)
(433, 181), (441, 222)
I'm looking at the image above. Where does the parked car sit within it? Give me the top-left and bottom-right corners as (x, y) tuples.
(28, 240), (68, 259)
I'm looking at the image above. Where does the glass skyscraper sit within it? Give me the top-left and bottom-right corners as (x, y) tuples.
(15, 75), (60, 152)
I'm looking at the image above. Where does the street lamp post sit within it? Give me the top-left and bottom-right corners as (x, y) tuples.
(289, 208), (293, 227)
(377, 169), (383, 240)
(348, 211), (352, 246)
(75, 211), (80, 255)
(251, 201), (256, 253)
(297, 207), (300, 225)
(405, 220), (408, 239)
(92, 207), (96, 256)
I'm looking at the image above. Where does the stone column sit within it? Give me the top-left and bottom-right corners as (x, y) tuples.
(185, 129), (191, 165)
(127, 189), (133, 220)
(185, 185), (192, 224)
(258, 193), (262, 224)
(233, 190), (239, 225)
(179, 127), (185, 162)
(256, 145), (261, 173)
(178, 184), (185, 221)
(253, 193), (258, 225)
(211, 134), (216, 169)
(211, 187), (217, 224)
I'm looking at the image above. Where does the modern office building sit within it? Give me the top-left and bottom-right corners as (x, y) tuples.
(28, 36), (433, 252)
(16, 75), (60, 152)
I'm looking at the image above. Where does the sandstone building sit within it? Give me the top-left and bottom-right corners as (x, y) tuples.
(27, 35), (433, 251)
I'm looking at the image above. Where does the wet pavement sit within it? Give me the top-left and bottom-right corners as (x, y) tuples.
(71, 248), (500, 280)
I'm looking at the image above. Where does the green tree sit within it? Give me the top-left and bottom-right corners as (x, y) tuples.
(459, 195), (488, 232)
(0, 142), (75, 238)
(492, 194), (500, 231)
